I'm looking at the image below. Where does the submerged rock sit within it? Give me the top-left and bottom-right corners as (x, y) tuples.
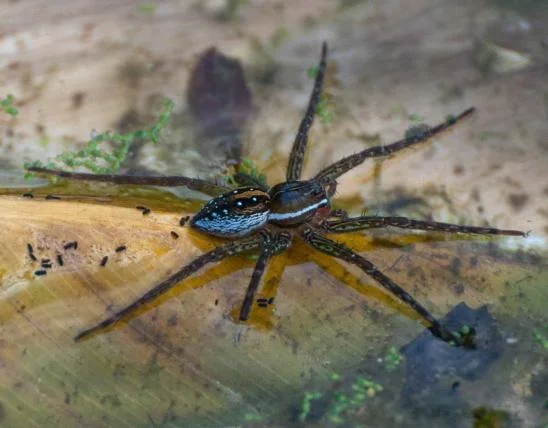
(401, 303), (504, 401)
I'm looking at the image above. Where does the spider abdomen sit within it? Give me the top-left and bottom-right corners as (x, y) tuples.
(268, 180), (329, 226)
(190, 187), (270, 237)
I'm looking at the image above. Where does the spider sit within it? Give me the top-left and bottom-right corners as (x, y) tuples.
(28, 42), (524, 346)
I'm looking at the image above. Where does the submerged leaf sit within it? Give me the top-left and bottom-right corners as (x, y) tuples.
(0, 190), (545, 426)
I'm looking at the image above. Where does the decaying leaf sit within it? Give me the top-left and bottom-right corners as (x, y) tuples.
(0, 188), (545, 426)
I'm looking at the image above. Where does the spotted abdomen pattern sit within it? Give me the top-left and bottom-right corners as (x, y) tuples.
(190, 187), (270, 237)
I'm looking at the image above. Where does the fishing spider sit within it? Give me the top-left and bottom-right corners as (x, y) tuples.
(28, 42), (524, 345)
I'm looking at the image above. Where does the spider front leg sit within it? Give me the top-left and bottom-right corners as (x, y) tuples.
(26, 166), (229, 197)
(301, 227), (466, 346)
(322, 216), (525, 237)
(286, 42), (328, 181)
(315, 107), (475, 185)
(239, 231), (292, 321)
(74, 234), (264, 342)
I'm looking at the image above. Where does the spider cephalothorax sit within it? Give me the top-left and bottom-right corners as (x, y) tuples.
(28, 42), (524, 346)
(191, 187), (271, 237)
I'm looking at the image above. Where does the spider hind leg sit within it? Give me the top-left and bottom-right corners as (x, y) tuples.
(323, 215), (525, 237)
(74, 235), (264, 341)
(302, 227), (470, 347)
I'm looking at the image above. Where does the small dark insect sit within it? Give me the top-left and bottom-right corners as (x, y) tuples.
(100, 256), (109, 267)
(22, 192), (34, 198)
(34, 270), (47, 276)
(214, 299), (219, 306)
(179, 216), (190, 227)
(45, 194), (61, 200)
(27, 243), (37, 261)
(268, 297), (275, 305)
(41, 258), (51, 263)
(170, 231), (179, 239)
(64, 241), (78, 250)
(256, 298), (268, 304)
(27, 43), (524, 346)
(257, 302), (268, 308)
(41, 262), (53, 269)
(136, 206), (151, 215)
(57, 254), (64, 266)
(115, 245), (127, 253)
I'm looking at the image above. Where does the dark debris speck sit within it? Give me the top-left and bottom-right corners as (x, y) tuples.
(136, 206), (151, 215)
(27, 243), (37, 261)
(64, 241), (78, 250)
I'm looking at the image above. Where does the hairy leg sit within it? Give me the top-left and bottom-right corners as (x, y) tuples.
(27, 166), (229, 196)
(286, 42), (328, 181)
(315, 108), (475, 184)
(302, 227), (464, 346)
(322, 215), (524, 237)
(74, 235), (263, 341)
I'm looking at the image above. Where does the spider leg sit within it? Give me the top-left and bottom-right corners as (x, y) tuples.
(239, 232), (292, 321)
(26, 166), (229, 197)
(74, 235), (263, 342)
(286, 42), (328, 181)
(323, 215), (525, 237)
(314, 107), (475, 184)
(301, 227), (464, 346)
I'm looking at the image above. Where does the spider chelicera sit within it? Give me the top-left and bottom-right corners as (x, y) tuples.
(28, 42), (524, 346)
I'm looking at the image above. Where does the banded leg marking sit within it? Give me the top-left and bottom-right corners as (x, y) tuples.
(315, 107), (475, 184)
(239, 232), (292, 321)
(323, 216), (525, 237)
(74, 236), (263, 341)
(302, 227), (462, 345)
(27, 166), (229, 196)
(286, 42), (328, 181)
